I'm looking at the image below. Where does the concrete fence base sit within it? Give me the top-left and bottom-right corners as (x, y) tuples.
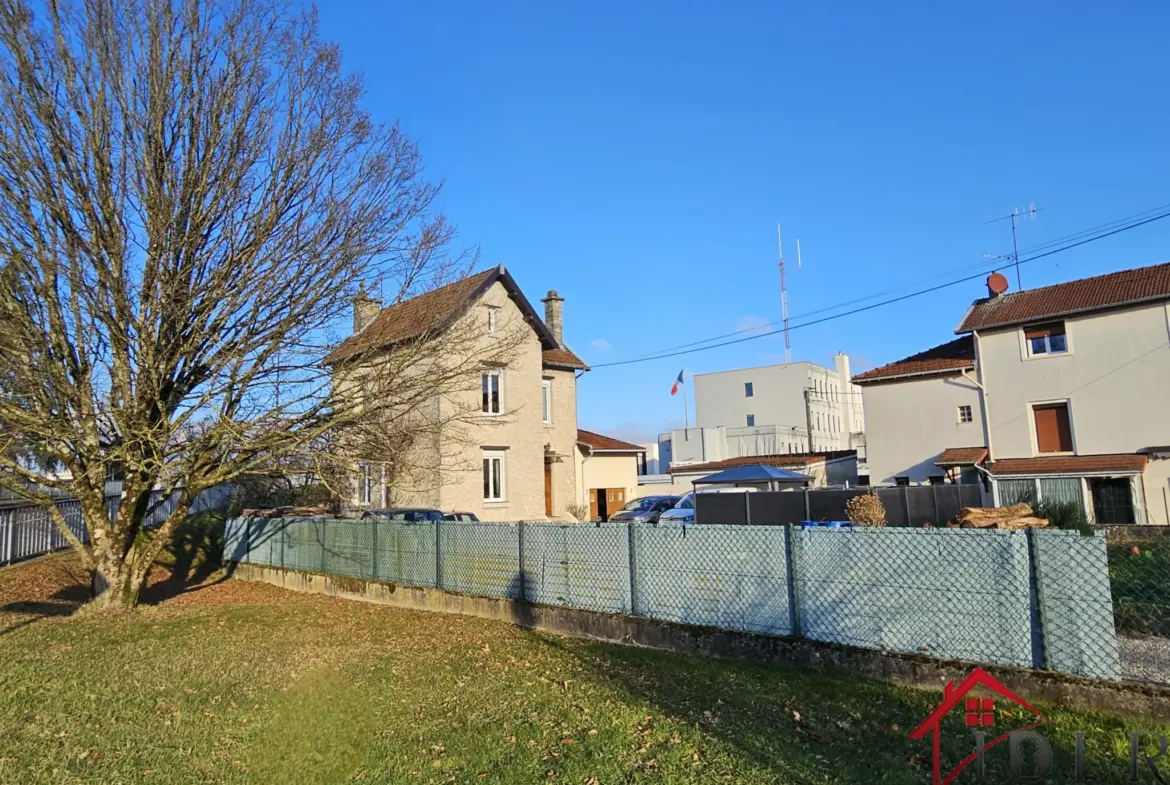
(230, 562), (1170, 722)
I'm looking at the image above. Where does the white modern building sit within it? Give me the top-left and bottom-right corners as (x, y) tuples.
(690, 353), (865, 453)
(857, 262), (1170, 525)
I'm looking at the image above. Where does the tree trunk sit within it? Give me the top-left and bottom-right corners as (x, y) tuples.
(89, 552), (148, 611)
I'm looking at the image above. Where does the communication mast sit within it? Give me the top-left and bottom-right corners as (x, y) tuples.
(776, 224), (802, 363)
(983, 203), (1040, 290)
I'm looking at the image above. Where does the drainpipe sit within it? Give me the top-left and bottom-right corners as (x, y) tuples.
(964, 329), (995, 462)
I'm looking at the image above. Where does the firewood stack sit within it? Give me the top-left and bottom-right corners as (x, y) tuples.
(951, 503), (1048, 530)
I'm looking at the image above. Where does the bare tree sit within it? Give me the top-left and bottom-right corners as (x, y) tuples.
(0, 0), (480, 609)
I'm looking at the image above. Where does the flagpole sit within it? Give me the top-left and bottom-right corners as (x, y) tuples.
(683, 384), (689, 430)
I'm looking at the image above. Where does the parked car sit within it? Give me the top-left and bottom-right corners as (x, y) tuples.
(658, 493), (695, 526)
(607, 495), (680, 524)
(443, 511), (480, 521)
(361, 508), (443, 522)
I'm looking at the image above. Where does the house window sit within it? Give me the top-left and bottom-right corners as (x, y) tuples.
(745, 382), (754, 397)
(487, 307), (498, 333)
(482, 450), (505, 501)
(358, 462), (372, 505)
(541, 379), (552, 424)
(1025, 322), (1067, 356)
(482, 371), (502, 415)
(746, 414), (755, 427)
(958, 405), (973, 423)
(1033, 402), (1073, 453)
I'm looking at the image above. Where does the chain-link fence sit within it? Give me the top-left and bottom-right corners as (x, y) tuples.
(225, 517), (1129, 683)
(1098, 526), (1170, 684)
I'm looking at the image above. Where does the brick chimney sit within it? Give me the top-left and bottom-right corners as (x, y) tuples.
(541, 289), (565, 346)
(352, 287), (380, 334)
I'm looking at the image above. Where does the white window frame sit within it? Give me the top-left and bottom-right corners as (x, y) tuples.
(482, 449), (506, 502)
(1020, 320), (1071, 360)
(541, 378), (552, 425)
(358, 462), (372, 505)
(958, 404), (973, 424)
(482, 370), (503, 416)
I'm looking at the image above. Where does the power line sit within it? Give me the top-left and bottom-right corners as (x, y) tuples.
(591, 207), (1170, 370)
(620, 202), (1170, 363)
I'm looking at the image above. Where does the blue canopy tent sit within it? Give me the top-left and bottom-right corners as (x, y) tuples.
(693, 464), (813, 492)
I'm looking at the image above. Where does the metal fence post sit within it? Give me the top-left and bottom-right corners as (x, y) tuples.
(784, 524), (803, 637)
(2, 510), (12, 565)
(434, 519), (443, 590)
(1026, 529), (1049, 670)
(280, 520), (287, 569)
(901, 486), (912, 527)
(931, 484), (940, 526)
(243, 517), (252, 564)
(803, 489), (811, 521)
(517, 521), (527, 602)
(371, 518), (378, 581)
(627, 522), (639, 616)
(744, 492), (752, 525)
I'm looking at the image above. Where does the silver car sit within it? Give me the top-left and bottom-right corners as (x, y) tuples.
(658, 492), (695, 526)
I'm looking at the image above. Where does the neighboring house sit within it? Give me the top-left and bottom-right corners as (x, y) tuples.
(689, 353), (865, 453)
(328, 265), (588, 520)
(853, 337), (984, 486)
(575, 429), (646, 521)
(857, 262), (1170, 525)
(666, 451), (859, 491)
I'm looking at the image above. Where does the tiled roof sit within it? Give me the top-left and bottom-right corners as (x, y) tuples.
(936, 447), (989, 466)
(988, 454), (1148, 476)
(852, 337), (975, 384)
(327, 270), (497, 363)
(544, 349), (588, 370)
(669, 450), (857, 475)
(957, 261), (1170, 333)
(577, 429), (644, 452)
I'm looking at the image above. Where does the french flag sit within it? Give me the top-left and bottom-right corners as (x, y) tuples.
(670, 369), (684, 396)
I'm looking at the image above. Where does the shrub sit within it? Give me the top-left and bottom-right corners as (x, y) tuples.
(845, 493), (887, 527)
(1035, 497), (1094, 536)
(566, 502), (591, 522)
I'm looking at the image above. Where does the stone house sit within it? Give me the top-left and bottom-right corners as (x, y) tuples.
(327, 265), (587, 520)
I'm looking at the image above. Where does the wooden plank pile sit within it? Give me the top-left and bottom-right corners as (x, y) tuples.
(950, 503), (1049, 530)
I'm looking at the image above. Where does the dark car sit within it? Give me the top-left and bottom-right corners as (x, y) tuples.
(360, 508), (443, 522)
(606, 495), (681, 524)
(443, 511), (480, 522)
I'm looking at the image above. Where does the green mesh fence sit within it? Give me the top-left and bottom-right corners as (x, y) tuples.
(222, 517), (1129, 684)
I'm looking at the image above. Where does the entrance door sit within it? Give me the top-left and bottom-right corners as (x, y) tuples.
(544, 462), (553, 517)
(589, 489), (598, 521)
(1090, 478), (1135, 524)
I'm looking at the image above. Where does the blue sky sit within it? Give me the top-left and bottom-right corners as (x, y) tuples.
(317, 1), (1170, 443)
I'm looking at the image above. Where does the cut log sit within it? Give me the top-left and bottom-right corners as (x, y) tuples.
(998, 516), (1049, 530)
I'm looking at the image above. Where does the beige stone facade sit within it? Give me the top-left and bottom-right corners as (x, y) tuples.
(337, 268), (587, 521)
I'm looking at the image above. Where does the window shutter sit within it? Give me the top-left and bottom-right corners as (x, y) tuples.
(1024, 322), (1066, 340)
(1034, 404), (1072, 452)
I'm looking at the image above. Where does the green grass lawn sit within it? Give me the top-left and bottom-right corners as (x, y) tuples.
(0, 554), (1166, 784)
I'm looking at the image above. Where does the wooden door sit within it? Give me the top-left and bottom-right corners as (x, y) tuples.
(589, 489), (598, 521)
(544, 462), (553, 517)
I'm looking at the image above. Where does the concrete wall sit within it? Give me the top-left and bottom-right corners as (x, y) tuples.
(1146, 458), (1170, 526)
(633, 474), (696, 499)
(861, 373), (985, 485)
(577, 451), (641, 508)
(976, 302), (1170, 460)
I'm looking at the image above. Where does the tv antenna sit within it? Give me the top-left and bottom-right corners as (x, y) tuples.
(983, 203), (1040, 290)
(776, 224), (802, 364)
